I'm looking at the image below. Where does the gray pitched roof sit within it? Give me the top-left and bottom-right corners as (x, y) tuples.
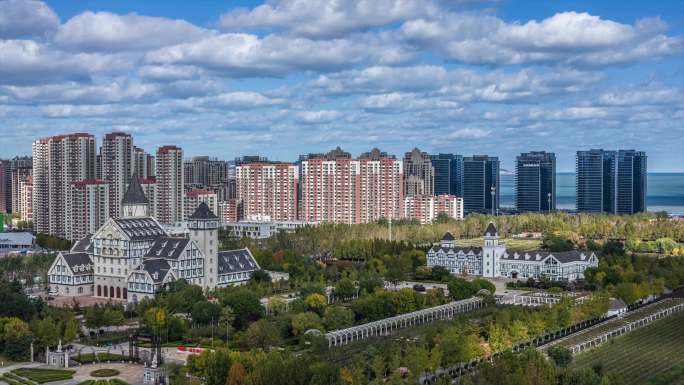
(500, 250), (595, 263)
(189, 202), (218, 220)
(114, 218), (167, 241)
(139, 258), (172, 283)
(122, 174), (148, 205)
(442, 232), (455, 241)
(145, 237), (191, 260)
(430, 246), (482, 255)
(217, 249), (259, 275)
(484, 222), (498, 237)
(62, 252), (93, 275)
(70, 234), (93, 253)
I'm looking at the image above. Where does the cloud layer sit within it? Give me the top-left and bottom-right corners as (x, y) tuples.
(0, 0), (682, 170)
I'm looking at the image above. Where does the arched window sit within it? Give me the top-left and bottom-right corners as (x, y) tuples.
(97, 285), (101, 296)
(116, 287), (121, 298)
(123, 288), (128, 299)
(109, 286), (114, 297)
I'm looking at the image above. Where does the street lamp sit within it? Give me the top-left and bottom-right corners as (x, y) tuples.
(490, 186), (496, 216)
(547, 192), (552, 212)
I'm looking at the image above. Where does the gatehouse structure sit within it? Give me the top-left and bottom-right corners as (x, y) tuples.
(47, 177), (261, 303)
(427, 223), (598, 281)
(325, 297), (484, 347)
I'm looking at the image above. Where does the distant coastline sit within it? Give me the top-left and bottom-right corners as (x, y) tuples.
(500, 172), (684, 213)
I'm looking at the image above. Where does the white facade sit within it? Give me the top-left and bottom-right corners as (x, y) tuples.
(47, 252), (94, 297)
(427, 223), (599, 281)
(47, 181), (260, 303)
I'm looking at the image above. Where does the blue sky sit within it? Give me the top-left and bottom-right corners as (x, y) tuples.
(1, 0), (682, 171)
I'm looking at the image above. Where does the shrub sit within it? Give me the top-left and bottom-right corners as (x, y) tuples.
(90, 369), (120, 378)
(11, 368), (75, 384)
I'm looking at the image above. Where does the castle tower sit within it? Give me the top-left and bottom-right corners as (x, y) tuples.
(482, 222), (505, 277)
(122, 173), (149, 218)
(188, 202), (219, 289)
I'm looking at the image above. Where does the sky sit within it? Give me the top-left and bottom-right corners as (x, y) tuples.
(0, 0), (682, 172)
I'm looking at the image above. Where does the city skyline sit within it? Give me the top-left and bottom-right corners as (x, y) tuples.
(0, 0), (682, 172)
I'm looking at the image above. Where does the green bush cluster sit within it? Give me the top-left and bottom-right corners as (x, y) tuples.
(77, 379), (130, 385)
(89, 369), (120, 378)
(10, 368), (75, 384)
(2, 372), (37, 385)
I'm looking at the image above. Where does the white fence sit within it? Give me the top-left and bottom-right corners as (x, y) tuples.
(325, 297), (484, 348)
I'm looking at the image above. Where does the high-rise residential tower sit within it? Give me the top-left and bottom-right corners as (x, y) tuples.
(462, 155), (499, 214)
(33, 134), (97, 237)
(403, 148), (434, 197)
(133, 147), (155, 179)
(101, 132), (133, 219)
(32, 138), (49, 234)
(155, 146), (184, 224)
(66, 179), (109, 241)
(515, 151), (556, 212)
(235, 161), (299, 221)
(576, 149), (646, 214)
(300, 147), (358, 224)
(357, 148), (404, 223)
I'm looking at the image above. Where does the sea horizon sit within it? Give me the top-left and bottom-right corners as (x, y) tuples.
(500, 172), (684, 214)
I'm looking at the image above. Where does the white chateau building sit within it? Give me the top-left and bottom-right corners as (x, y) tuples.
(48, 176), (260, 303)
(427, 223), (599, 281)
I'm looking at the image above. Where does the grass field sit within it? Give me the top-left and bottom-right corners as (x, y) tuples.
(455, 237), (542, 251)
(572, 310), (684, 385)
(553, 299), (683, 348)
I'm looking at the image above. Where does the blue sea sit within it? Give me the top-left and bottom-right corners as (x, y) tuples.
(500, 173), (684, 214)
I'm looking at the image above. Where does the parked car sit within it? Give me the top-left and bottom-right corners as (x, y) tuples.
(413, 284), (426, 292)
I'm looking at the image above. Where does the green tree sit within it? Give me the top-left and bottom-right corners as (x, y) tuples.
(143, 307), (168, 341)
(220, 288), (264, 329)
(103, 307), (126, 326)
(548, 346), (573, 368)
(291, 312), (323, 336)
(322, 306), (354, 331)
(242, 319), (282, 349)
(62, 317), (79, 343)
(447, 278), (475, 300)
(333, 278), (357, 299)
(191, 301), (222, 325)
(1, 317), (32, 360)
(304, 293), (327, 315)
(32, 316), (60, 347)
(392, 288), (417, 314)
(487, 323), (511, 353)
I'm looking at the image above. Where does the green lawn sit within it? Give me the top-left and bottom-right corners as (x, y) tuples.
(11, 369), (75, 384)
(572, 310), (684, 385)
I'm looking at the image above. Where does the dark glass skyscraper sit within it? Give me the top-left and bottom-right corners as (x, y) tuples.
(430, 154), (463, 196)
(576, 149), (646, 214)
(462, 155), (499, 214)
(516, 151), (556, 212)
(617, 150), (647, 214)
